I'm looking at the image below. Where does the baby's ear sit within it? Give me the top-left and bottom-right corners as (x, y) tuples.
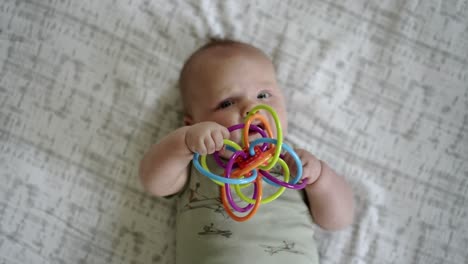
(183, 115), (193, 126)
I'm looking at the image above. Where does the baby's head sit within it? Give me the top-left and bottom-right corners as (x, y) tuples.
(179, 39), (288, 143)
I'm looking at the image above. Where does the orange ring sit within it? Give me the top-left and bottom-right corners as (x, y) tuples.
(220, 175), (263, 222)
(243, 113), (273, 149)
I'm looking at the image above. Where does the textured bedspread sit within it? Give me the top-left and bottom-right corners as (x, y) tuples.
(1, 0), (467, 263)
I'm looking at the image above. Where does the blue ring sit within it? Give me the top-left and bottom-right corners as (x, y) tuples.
(249, 138), (303, 186)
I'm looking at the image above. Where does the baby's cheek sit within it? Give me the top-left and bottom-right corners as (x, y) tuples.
(219, 119), (239, 131)
(267, 104), (287, 133)
(277, 112), (288, 134)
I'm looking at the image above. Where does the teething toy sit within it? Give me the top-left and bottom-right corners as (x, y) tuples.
(193, 104), (307, 222)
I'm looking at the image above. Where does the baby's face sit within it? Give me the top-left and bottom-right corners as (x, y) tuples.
(183, 46), (288, 145)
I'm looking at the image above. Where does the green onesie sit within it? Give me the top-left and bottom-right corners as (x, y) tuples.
(175, 155), (319, 263)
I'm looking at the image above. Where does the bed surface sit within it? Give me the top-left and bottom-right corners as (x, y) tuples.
(1, 0), (467, 263)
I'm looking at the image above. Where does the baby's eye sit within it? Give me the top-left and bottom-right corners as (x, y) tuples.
(217, 100), (234, 109)
(257, 92), (271, 99)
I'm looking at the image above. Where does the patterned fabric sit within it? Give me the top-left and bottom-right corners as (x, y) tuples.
(0, 0), (466, 263)
(175, 157), (318, 264)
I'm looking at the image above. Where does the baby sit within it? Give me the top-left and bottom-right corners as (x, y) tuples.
(139, 39), (354, 263)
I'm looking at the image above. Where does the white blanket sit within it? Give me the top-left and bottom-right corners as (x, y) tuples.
(1, 0), (467, 263)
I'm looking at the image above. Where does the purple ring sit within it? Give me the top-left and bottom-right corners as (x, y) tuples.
(260, 170), (307, 190)
(224, 150), (257, 212)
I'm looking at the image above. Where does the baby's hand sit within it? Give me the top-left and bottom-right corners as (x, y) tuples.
(185, 122), (230, 155)
(283, 148), (322, 185)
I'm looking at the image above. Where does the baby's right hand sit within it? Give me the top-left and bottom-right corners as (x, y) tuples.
(185, 122), (230, 155)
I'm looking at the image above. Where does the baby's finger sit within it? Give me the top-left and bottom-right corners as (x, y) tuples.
(211, 131), (225, 151)
(220, 126), (230, 139)
(301, 166), (313, 184)
(198, 135), (209, 154)
(303, 158), (322, 184)
(186, 135), (200, 154)
(282, 152), (292, 165)
(288, 165), (298, 180)
(295, 149), (306, 161)
(204, 135), (216, 154)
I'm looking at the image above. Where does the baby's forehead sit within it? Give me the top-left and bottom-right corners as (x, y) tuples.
(180, 42), (274, 111)
(181, 44), (270, 84)
(184, 46), (273, 91)
(193, 42), (270, 65)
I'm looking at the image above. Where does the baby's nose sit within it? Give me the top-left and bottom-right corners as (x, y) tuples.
(242, 101), (257, 116)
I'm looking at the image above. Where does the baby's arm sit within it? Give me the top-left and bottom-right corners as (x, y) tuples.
(286, 149), (354, 230)
(139, 122), (229, 197)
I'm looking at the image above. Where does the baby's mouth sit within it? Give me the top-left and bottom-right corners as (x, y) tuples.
(249, 123), (264, 135)
(248, 123), (269, 139)
(229, 122), (272, 145)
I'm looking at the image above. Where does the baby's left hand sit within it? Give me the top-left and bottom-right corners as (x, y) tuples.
(283, 148), (322, 185)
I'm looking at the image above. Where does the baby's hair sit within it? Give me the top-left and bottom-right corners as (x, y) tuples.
(178, 37), (270, 113)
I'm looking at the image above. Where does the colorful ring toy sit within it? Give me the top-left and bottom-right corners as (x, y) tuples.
(192, 104), (307, 221)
